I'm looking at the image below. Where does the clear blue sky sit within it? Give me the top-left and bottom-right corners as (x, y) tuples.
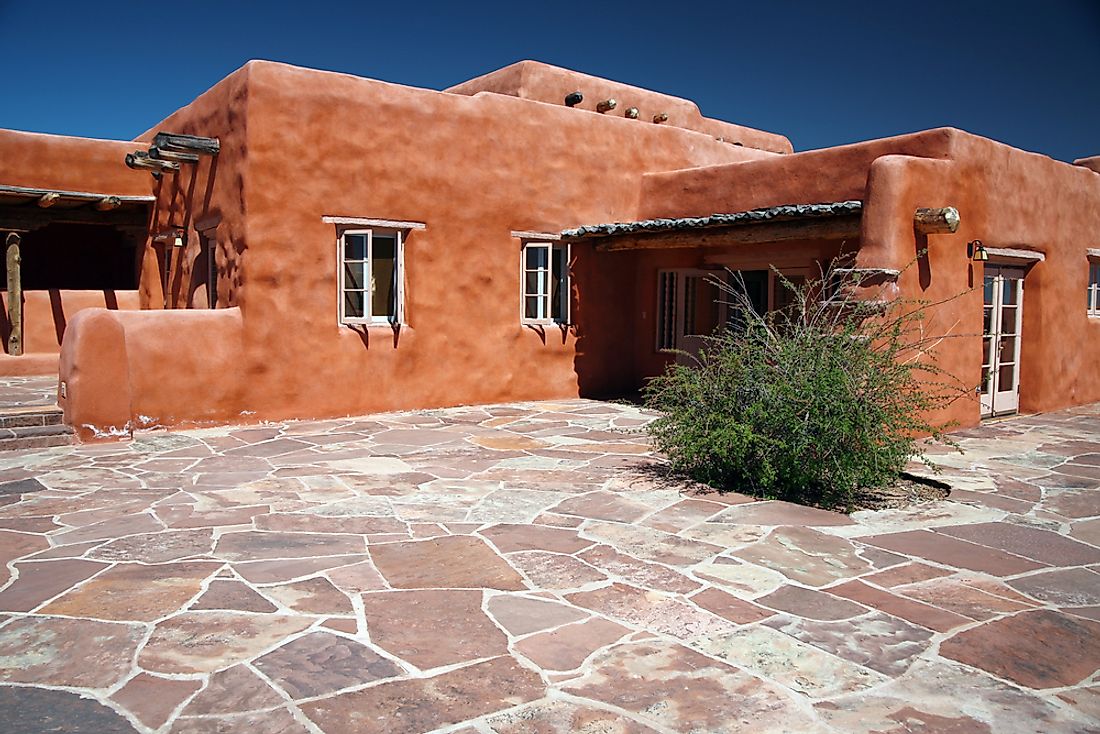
(1, 0), (1097, 161)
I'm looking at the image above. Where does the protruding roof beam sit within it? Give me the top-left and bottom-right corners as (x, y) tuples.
(150, 146), (200, 164)
(126, 151), (180, 173)
(152, 132), (220, 156)
(37, 192), (61, 208)
(914, 207), (960, 234)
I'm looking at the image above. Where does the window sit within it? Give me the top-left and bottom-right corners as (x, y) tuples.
(522, 240), (570, 324)
(339, 228), (404, 325)
(1089, 261), (1100, 317)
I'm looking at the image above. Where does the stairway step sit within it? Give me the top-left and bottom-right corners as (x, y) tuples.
(0, 407), (64, 428)
(0, 424), (74, 451)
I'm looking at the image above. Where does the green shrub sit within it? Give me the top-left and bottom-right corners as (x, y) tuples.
(643, 262), (966, 511)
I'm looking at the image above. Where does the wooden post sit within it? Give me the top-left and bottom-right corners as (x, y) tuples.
(6, 232), (22, 356)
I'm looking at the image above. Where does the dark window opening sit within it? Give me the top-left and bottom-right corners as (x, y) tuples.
(3, 223), (139, 290)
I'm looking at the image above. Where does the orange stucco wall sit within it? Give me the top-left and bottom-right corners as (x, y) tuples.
(1, 290), (140, 354)
(12, 60), (1093, 440)
(635, 128), (1100, 428)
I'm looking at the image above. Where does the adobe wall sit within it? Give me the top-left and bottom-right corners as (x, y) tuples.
(633, 127), (1100, 429)
(0, 130), (150, 195)
(447, 60), (793, 154)
(62, 60), (777, 431)
(1, 290), (140, 354)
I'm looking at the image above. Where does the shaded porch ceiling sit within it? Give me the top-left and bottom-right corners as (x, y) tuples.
(0, 184), (153, 232)
(562, 201), (959, 252)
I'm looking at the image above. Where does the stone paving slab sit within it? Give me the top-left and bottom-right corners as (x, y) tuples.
(0, 396), (1097, 732)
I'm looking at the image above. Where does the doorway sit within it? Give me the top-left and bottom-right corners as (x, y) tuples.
(980, 265), (1025, 417)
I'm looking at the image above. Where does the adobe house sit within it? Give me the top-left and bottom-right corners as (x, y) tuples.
(0, 60), (1098, 441)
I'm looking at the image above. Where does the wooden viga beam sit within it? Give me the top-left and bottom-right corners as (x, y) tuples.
(126, 151), (180, 173)
(153, 132), (220, 156)
(914, 206), (960, 234)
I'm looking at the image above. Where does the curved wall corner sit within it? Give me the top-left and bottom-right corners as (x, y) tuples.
(58, 309), (133, 441)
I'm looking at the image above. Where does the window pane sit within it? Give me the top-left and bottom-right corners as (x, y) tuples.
(983, 275), (994, 305)
(1001, 278), (1017, 305)
(551, 247), (566, 320)
(982, 336), (991, 366)
(344, 234), (368, 260)
(998, 363), (1016, 392)
(1000, 306), (1017, 335)
(344, 261), (365, 290)
(1000, 336), (1016, 360)
(526, 245), (548, 270)
(525, 271), (545, 297)
(344, 290), (365, 318)
(371, 235), (397, 318)
(980, 367), (991, 393)
(524, 296), (543, 320)
(982, 306), (993, 335)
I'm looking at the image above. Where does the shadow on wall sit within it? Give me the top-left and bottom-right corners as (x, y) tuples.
(2, 290), (133, 354)
(572, 246), (643, 399)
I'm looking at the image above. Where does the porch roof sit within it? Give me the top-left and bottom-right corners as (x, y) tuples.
(0, 183), (154, 232)
(561, 200), (865, 252)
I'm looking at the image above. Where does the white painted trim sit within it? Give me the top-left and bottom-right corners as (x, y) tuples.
(985, 247), (1045, 262)
(1087, 248), (1100, 260)
(511, 230), (561, 241)
(322, 216), (425, 230)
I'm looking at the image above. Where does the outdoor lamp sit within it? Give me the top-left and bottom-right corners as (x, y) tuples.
(968, 240), (989, 262)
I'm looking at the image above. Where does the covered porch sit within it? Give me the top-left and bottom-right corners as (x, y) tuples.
(0, 183), (152, 374)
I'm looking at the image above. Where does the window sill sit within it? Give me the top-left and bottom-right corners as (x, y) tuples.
(523, 320), (572, 328)
(341, 321), (404, 329)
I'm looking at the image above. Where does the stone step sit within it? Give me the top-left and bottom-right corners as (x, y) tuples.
(0, 423), (74, 451)
(0, 404), (64, 429)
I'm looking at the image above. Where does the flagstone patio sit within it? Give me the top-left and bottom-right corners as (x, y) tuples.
(0, 396), (1098, 733)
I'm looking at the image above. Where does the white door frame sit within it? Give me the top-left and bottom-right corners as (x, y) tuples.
(980, 264), (1025, 417)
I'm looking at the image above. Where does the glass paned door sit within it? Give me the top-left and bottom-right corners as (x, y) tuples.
(980, 265), (1025, 417)
(675, 271), (724, 364)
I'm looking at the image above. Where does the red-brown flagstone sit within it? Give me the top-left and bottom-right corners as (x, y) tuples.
(939, 610), (1100, 689)
(514, 617), (630, 670)
(758, 584), (870, 621)
(860, 562), (955, 588)
(860, 530), (1046, 576)
(550, 491), (653, 523)
(486, 699), (662, 733)
(182, 665), (285, 715)
(87, 529), (215, 563)
(139, 613), (313, 674)
(577, 544), (701, 593)
(827, 580), (971, 632)
(112, 673), (203, 729)
(254, 631), (403, 698)
(1007, 567), (1100, 607)
(899, 577), (1036, 621)
(506, 550), (608, 589)
(361, 589), (508, 668)
(233, 555), (369, 584)
(0, 558), (108, 612)
(369, 535), (526, 590)
(689, 587), (776, 624)
(480, 522), (594, 554)
(261, 577), (353, 614)
(215, 531), (366, 561)
(486, 594), (589, 636)
(0, 615), (144, 688)
(190, 579), (279, 612)
(642, 498), (725, 533)
(563, 640), (825, 732)
(299, 655), (545, 734)
(714, 500), (855, 526)
(41, 561), (219, 621)
(935, 522), (1100, 566)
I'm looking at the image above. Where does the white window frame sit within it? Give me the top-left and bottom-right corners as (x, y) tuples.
(337, 227), (406, 326)
(1089, 258), (1100, 318)
(520, 239), (571, 325)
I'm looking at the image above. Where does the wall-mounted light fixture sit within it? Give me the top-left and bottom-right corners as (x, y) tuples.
(564, 91), (583, 107)
(596, 99), (617, 113)
(968, 240), (989, 262)
(624, 107), (639, 119)
(652, 112), (669, 124)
